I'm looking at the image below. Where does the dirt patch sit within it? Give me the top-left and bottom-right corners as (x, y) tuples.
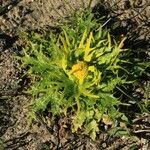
(0, 0), (98, 36)
(0, 50), (21, 97)
(96, 0), (150, 47)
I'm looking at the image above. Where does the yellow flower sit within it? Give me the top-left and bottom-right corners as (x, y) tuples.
(70, 61), (88, 83)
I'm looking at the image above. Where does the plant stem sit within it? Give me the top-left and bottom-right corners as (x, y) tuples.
(75, 95), (80, 115)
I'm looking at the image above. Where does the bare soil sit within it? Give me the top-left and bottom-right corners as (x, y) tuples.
(0, 0), (150, 149)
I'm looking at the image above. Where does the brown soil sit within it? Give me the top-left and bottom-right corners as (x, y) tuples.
(0, 0), (150, 149)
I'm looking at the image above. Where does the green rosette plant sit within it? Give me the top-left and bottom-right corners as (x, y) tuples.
(20, 10), (130, 140)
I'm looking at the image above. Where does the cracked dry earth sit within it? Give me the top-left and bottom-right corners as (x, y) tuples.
(0, 0), (150, 149)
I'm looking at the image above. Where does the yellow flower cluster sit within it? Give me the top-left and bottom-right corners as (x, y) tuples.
(70, 61), (88, 82)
